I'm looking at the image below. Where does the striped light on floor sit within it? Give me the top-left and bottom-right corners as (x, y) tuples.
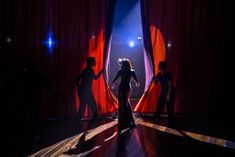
(136, 118), (235, 150)
(29, 120), (118, 157)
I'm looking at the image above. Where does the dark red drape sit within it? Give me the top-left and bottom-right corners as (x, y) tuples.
(0, 0), (117, 120)
(1, 0), (233, 121)
(134, 0), (227, 116)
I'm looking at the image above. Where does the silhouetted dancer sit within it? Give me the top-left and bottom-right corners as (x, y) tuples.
(154, 61), (176, 126)
(76, 57), (103, 122)
(112, 58), (140, 133)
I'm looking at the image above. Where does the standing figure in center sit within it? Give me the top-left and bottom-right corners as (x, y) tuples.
(112, 58), (140, 132)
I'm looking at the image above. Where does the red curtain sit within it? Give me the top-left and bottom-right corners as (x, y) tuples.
(135, 0), (218, 115)
(1, 0), (232, 119)
(134, 27), (166, 113)
(1, 0), (117, 119)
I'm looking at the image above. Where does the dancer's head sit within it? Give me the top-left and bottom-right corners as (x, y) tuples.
(158, 61), (167, 71)
(118, 58), (132, 70)
(86, 57), (96, 67)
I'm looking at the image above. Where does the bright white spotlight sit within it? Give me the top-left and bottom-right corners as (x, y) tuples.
(137, 36), (142, 40)
(6, 37), (12, 43)
(167, 42), (171, 48)
(129, 40), (135, 47)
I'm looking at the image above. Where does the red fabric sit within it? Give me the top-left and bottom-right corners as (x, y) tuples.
(135, 0), (216, 115)
(134, 27), (165, 113)
(83, 30), (118, 116)
(1, 0), (231, 119)
(1, 0), (117, 119)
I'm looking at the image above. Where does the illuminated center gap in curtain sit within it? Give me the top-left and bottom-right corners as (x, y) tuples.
(134, 26), (166, 113)
(107, 0), (145, 107)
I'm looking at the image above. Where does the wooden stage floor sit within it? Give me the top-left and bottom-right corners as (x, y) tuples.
(4, 116), (235, 157)
(9, 116), (235, 157)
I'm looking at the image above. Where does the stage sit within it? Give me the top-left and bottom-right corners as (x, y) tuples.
(19, 116), (235, 157)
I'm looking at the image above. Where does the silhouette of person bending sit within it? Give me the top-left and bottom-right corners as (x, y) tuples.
(154, 61), (176, 126)
(76, 57), (103, 121)
(112, 58), (140, 132)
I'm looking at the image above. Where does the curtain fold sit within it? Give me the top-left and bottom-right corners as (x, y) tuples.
(135, 0), (215, 115)
(1, 0), (117, 119)
(134, 0), (166, 113)
(80, 0), (118, 117)
(2, 0), (229, 118)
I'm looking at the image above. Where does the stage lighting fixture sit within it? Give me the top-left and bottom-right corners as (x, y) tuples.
(6, 37), (12, 43)
(167, 42), (171, 48)
(45, 33), (55, 49)
(129, 40), (135, 47)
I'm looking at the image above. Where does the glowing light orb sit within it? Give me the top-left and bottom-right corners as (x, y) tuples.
(129, 40), (135, 47)
(47, 37), (55, 48)
(167, 42), (171, 48)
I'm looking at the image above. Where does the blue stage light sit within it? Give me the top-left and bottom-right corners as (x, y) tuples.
(47, 36), (55, 48)
(48, 37), (52, 47)
(44, 33), (56, 53)
(129, 40), (135, 47)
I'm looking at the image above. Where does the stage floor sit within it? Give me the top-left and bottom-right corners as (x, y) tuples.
(9, 116), (235, 157)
